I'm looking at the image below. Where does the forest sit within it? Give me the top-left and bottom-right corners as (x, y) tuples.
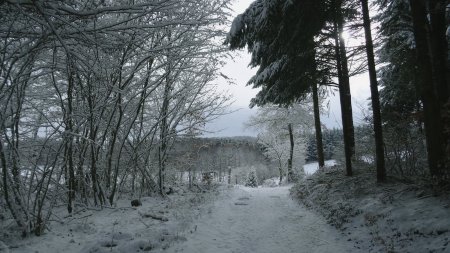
(0, 0), (449, 252)
(227, 0), (449, 184)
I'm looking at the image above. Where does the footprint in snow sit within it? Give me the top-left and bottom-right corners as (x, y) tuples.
(235, 196), (250, 205)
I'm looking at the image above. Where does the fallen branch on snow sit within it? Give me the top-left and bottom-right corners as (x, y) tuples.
(138, 211), (168, 221)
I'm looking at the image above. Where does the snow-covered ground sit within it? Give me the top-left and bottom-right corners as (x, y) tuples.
(303, 160), (337, 175)
(291, 165), (450, 252)
(6, 169), (447, 253)
(169, 186), (359, 253)
(1, 186), (222, 253)
(0, 184), (360, 253)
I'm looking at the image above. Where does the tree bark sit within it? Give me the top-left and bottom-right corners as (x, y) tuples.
(108, 93), (123, 205)
(428, 0), (449, 108)
(65, 62), (75, 214)
(159, 71), (171, 195)
(409, 0), (445, 178)
(333, 3), (355, 176)
(428, 0), (450, 178)
(360, 0), (386, 182)
(0, 138), (24, 229)
(312, 83), (325, 168)
(278, 156), (283, 184)
(287, 123), (294, 182)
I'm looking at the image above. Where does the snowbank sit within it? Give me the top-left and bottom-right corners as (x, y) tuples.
(291, 165), (450, 252)
(303, 160), (337, 175)
(1, 184), (225, 253)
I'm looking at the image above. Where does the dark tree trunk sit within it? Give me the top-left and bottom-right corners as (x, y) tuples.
(409, 0), (445, 178)
(65, 63), (75, 214)
(105, 103), (121, 192)
(287, 123), (294, 182)
(76, 130), (89, 201)
(0, 138), (23, 229)
(312, 83), (325, 168)
(108, 94), (123, 206)
(338, 22), (355, 176)
(333, 5), (355, 176)
(428, 0), (450, 178)
(159, 72), (171, 195)
(86, 76), (109, 206)
(278, 158), (283, 184)
(360, 0), (386, 182)
(428, 0), (449, 108)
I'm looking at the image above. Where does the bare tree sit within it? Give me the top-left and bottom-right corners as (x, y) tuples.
(246, 103), (314, 182)
(0, 0), (232, 235)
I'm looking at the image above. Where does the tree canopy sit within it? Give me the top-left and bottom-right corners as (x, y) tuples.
(226, 0), (332, 106)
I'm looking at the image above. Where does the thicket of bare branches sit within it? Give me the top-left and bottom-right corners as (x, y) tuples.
(0, 0), (231, 236)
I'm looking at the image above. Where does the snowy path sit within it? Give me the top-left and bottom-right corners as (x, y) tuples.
(169, 186), (358, 253)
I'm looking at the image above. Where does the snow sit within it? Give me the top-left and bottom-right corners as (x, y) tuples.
(250, 56), (287, 84)
(1, 186), (222, 253)
(291, 165), (450, 253)
(168, 186), (358, 253)
(303, 160), (337, 175)
(1, 184), (358, 253)
(4, 168), (447, 253)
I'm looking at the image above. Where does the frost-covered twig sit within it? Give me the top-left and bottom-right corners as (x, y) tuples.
(138, 218), (151, 228)
(139, 211), (169, 221)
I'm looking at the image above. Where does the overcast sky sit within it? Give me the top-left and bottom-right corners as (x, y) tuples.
(203, 0), (371, 137)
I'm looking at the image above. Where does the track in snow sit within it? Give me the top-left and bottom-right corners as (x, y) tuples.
(169, 186), (358, 253)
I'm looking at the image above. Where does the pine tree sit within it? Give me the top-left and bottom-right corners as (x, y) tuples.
(245, 171), (258, 188)
(226, 0), (329, 106)
(323, 129), (339, 160)
(226, 0), (346, 175)
(360, 0), (386, 182)
(406, 0), (449, 180)
(378, 0), (418, 125)
(305, 135), (318, 163)
(376, 0), (450, 181)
